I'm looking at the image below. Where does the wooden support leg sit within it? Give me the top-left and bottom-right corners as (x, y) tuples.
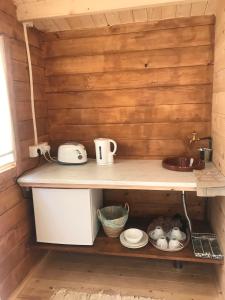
(173, 261), (183, 269)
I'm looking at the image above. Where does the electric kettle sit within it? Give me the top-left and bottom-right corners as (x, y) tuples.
(94, 138), (117, 165)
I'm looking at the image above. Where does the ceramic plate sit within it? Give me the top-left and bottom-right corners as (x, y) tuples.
(149, 239), (184, 252)
(166, 231), (186, 241)
(120, 231), (149, 249)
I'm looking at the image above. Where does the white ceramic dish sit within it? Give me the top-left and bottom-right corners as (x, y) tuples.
(124, 228), (143, 244)
(149, 229), (164, 241)
(166, 230), (186, 241)
(149, 239), (184, 252)
(120, 231), (148, 249)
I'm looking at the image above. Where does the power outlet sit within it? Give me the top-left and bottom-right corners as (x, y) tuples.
(29, 142), (51, 158)
(39, 142), (51, 154)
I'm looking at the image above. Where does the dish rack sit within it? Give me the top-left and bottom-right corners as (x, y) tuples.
(191, 233), (224, 260)
(181, 191), (223, 261)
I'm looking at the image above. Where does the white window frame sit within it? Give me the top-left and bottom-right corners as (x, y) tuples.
(0, 35), (16, 171)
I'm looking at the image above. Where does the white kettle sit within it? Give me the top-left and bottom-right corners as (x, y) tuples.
(94, 138), (117, 165)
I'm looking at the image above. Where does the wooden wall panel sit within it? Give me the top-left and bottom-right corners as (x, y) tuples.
(46, 65), (213, 92)
(43, 24), (214, 57)
(44, 15), (214, 160)
(0, 1), (46, 299)
(104, 190), (205, 220)
(209, 0), (225, 298)
(47, 85), (212, 109)
(45, 45), (213, 75)
(43, 16), (213, 230)
(43, 15), (214, 40)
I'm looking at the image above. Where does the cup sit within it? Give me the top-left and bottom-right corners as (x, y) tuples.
(170, 227), (182, 241)
(169, 238), (183, 250)
(151, 226), (164, 240)
(199, 148), (212, 162)
(156, 236), (168, 250)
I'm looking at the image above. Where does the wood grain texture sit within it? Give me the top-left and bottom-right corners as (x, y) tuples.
(104, 190), (205, 220)
(13, 0), (215, 22)
(47, 65), (213, 92)
(0, 1), (47, 299)
(48, 104), (211, 125)
(43, 25), (214, 57)
(43, 17), (214, 270)
(10, 252), (222, 300)
(47, 85), (212, 109)
(23, 2), (215, 33)
(42, 15), (214, 40)
(45, 45), (213, 76)
(44, 16), (214, 161)
(31, 220), (223, 265)
(49, 122), (210, 141)
(209, 0), (225, 298)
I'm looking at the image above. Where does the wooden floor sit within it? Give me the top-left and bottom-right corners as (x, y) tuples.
(11, 251), (223, 300)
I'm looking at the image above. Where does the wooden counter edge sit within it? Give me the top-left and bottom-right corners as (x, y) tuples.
(18, 182), (196, 191)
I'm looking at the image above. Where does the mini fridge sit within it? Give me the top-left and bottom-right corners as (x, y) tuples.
(32, 188), (103, 245)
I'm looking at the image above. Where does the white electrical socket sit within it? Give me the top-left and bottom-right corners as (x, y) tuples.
(29, 142), (51, 158)
(29, 145), (39, 158)
(39, 142), (51, 154)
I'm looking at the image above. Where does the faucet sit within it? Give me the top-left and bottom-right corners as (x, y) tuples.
(189, 132), (212, 149)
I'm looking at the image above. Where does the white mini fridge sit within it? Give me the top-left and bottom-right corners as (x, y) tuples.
(32, 188), (103, 245)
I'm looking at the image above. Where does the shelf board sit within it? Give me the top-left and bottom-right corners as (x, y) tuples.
(33, 219), (224, 265)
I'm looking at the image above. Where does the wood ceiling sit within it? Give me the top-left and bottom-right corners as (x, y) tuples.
(13, 0), (216, 32)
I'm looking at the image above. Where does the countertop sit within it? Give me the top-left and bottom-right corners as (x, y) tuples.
(17, 159), (203, 191)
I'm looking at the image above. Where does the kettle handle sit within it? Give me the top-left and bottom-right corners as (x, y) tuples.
(109, 139), (117, 155)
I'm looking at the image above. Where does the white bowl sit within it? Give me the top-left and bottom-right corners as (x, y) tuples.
(124, 228), (143, 244)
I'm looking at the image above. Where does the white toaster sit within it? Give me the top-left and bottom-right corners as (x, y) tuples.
(57, 143), (87, 165)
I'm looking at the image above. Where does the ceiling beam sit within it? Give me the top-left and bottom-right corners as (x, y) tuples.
(16, 0), (204, 21)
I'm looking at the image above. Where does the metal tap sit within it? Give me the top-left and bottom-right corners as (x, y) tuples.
(189, 132), (212, 148)
(189, 132), (200, 144)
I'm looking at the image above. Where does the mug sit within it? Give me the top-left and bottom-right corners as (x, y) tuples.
(151, 226), (164, 240)
(170, 227), (182, 241)
(156, 236), (168, 250)
(169, 238), (183, 250)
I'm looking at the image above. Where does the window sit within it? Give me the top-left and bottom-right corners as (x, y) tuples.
(0, 36), (15, 169)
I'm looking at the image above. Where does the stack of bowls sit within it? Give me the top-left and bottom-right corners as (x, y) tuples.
(120, 228), (148, 249)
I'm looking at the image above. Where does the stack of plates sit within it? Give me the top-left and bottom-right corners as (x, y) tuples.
(120, 230), (148, 249)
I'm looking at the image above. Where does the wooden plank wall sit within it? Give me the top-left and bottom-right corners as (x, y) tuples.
(43, 16), (214, 221)
(44, 15), (214, 160)
(0, 1), (47, 299)
(104, 190), (206, 221)
(30, 0), (216, 32)
(209, 0), (225, 297)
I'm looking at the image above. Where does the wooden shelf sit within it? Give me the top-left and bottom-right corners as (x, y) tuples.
(33, 219), (224, 265)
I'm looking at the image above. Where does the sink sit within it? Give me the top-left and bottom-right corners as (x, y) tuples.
(162, 157), (205, 172)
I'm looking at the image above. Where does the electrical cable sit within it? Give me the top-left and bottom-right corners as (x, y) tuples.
(43, 151), (53, 163)
(47, 150), (57, 162)
(23, 23), (38, 146)
(181, 191), (192, 233)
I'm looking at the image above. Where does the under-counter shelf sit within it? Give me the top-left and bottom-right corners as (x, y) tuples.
(33, 219), (224, 265)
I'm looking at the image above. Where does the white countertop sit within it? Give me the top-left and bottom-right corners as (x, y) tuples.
(18, 159), (199, 191)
